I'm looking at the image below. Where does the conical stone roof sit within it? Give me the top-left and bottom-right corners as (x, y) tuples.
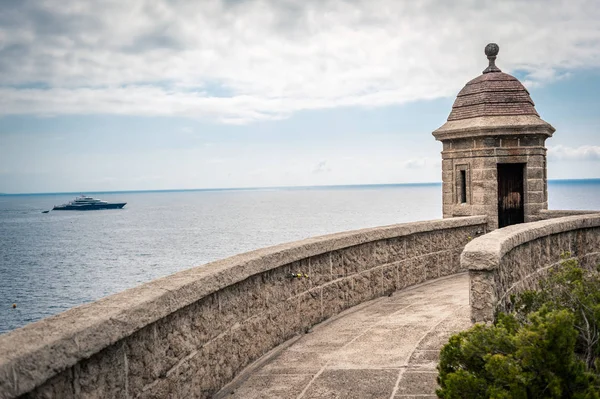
(447, 72), (539, 121)
(433, 43), (554, 140)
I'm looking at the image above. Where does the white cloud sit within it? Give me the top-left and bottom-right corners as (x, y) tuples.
(0, 0), (599, 123)
(205, 158), (231, 164)
(313, 160), (331, 174)
(402, 157), (441, 170)
(548, 145), (600, 161)
(404, 158), (427, 169)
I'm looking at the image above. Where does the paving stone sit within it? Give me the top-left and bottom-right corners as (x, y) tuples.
(229, 274), (471, 398)
(325, 324), (430, 368)
(407, 350), (440, 370)
(394, 371), (439, 396)
(230, 374), (314, 399)
(302, 369), (397, 399)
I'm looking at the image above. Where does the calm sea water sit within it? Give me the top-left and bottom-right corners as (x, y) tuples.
(1, 181), (599, 334)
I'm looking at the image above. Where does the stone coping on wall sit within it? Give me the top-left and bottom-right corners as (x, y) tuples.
(0, 215), (486, 398)
(464, 213), (600, 323)
(462, 213), (600, 272)
(532, 209), (599, 221)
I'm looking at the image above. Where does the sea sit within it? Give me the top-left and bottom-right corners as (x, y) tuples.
(1, 180), (599, 334)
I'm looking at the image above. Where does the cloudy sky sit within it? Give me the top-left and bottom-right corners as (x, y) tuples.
(0, 0), (599, 194)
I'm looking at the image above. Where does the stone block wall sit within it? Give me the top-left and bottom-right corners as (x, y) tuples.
(529, 209), (598, 222)
(441, 135), (549, 230)
(0, 216), (486, 399)
(462, 213), (600, 323)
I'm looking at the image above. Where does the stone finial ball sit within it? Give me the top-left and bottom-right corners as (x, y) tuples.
(485, 43), (499, 57)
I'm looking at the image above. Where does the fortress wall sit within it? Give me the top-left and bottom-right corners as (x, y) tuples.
(530, 209), (599, 221)
(463, 213), (600, 323)
(0, 216), (486, 399)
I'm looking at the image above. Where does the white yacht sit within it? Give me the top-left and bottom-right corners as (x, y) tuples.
(53, 195), (127, 211)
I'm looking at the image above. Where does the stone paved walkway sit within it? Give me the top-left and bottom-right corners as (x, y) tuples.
(219, 273), (472, 399)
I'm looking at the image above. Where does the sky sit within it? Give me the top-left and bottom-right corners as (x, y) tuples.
(0, 0), (599, 194)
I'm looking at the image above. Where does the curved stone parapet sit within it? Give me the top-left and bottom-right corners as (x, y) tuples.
(0, 216), (486, 399)
(463, 213), (600, 323)
(530, 209), (599, 221)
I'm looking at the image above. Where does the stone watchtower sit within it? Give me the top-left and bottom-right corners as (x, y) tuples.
(433, 44), (555, 231)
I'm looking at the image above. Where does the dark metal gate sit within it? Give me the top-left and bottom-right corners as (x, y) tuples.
(497, 163), (525, 228)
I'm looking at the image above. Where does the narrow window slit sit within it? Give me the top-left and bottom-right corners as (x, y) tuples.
(460, 170), (467, 203)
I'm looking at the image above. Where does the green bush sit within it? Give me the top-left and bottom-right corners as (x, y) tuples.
(512, 256), (600, 371)
(437, 258), (600, 398)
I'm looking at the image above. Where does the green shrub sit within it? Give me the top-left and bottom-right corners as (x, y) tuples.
(512, 257), (600, 370)
(437, 258), (600, 398)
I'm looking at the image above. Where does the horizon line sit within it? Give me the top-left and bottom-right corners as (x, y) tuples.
(1, 178), (600, 196)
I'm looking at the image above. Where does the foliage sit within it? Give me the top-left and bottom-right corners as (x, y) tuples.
(512, 255), (600, 370)
(437, 257), (600, 398)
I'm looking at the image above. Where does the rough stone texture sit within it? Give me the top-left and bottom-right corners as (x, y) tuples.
(469, 270), (496, 323)
(530, 209), (599, 221)
(434, 115), (554, 140)
(433, 63), (555, 231)
(463, 213), (600, 322)
(219, 274), (472, 399)
(0, 217), (486, 399)
(438, 144), (552, 230)
(447, 72), (538, 121)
